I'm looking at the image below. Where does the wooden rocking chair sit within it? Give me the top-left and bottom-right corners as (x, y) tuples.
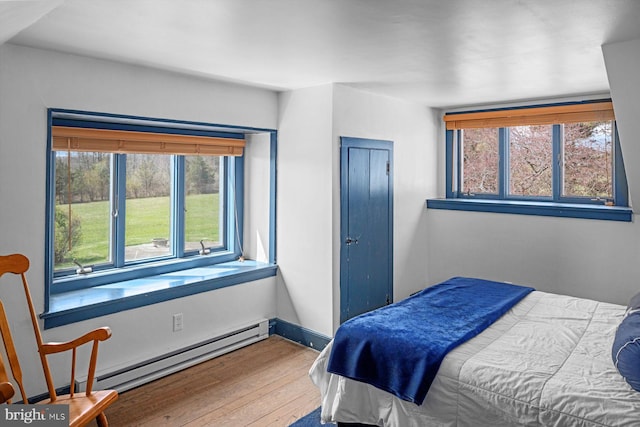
(0, 254), (118, 426)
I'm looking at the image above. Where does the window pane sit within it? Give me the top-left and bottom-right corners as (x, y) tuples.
(509, 125), (553, 197)
(54, 151), (112, 271)
(185, 156), (223, 252)
(563, 121), (612, 199)
(461, 128), (499, 194)
(125, 154), (172, 261)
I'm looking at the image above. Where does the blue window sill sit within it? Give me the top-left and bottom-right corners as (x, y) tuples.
(42, 260), (278, 329)
(426, 198), (633, 222)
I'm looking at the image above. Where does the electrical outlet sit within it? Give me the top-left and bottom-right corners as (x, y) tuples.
(173, 313), (183, 332)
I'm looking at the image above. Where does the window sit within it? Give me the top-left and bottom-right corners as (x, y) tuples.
(48, 111), (246, 292)
(461, 127), (499, 194)
(562, 121), (613, 199)
(508, 125), (553, 197)
(430, 100), (631, 221)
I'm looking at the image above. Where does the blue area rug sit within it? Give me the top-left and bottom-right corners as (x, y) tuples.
(290, 407), (335, 426)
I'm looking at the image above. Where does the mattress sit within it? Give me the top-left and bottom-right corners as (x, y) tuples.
(309, 291), (640, 426)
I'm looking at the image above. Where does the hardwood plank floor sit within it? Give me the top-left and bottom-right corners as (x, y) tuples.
(93, 335), (321, 427)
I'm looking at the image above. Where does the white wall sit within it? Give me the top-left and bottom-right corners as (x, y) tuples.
(276, 85), (335, 337)
(603, 38), (640, 211)
(0, 43), (279, 395)
(244, 132), (272, 262)
(276, 84), (439, 336)
(426, 209), (640, 304)
(426, 47), (640, 306)
(332, 85), (440, 330)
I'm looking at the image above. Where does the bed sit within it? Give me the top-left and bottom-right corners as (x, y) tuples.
(309, 277), (640, 426)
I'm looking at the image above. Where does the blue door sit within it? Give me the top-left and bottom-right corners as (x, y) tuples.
(340, 137), (393, 323)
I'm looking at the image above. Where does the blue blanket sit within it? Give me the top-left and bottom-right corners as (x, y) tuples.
(326, 277), (534, 405)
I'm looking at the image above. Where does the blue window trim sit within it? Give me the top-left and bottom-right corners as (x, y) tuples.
(269, 131), (278, 264)
(433, 100), (631, 222)
(44, 109), (279, 328)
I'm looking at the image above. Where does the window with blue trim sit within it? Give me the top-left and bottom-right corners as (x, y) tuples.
(428, 100), (632, 222)
(47, 111), (246, 293)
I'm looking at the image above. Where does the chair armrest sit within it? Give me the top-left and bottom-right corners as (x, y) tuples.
(0, 382), (15, 403)
(40, 327), (112, 355)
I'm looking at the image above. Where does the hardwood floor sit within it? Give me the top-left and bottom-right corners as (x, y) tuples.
(94, 335), (322, 427)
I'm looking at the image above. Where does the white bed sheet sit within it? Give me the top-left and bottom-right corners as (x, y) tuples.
(309, 291), (640, 426)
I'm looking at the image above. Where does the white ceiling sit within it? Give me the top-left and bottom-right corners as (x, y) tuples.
(3, 0), (640, 108)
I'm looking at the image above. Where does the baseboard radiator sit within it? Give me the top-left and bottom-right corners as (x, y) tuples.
(83, 319), (269, 393)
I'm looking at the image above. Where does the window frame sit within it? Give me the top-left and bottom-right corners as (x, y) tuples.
(45, 110), (247, 295)
(431, 100), (631, 222)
